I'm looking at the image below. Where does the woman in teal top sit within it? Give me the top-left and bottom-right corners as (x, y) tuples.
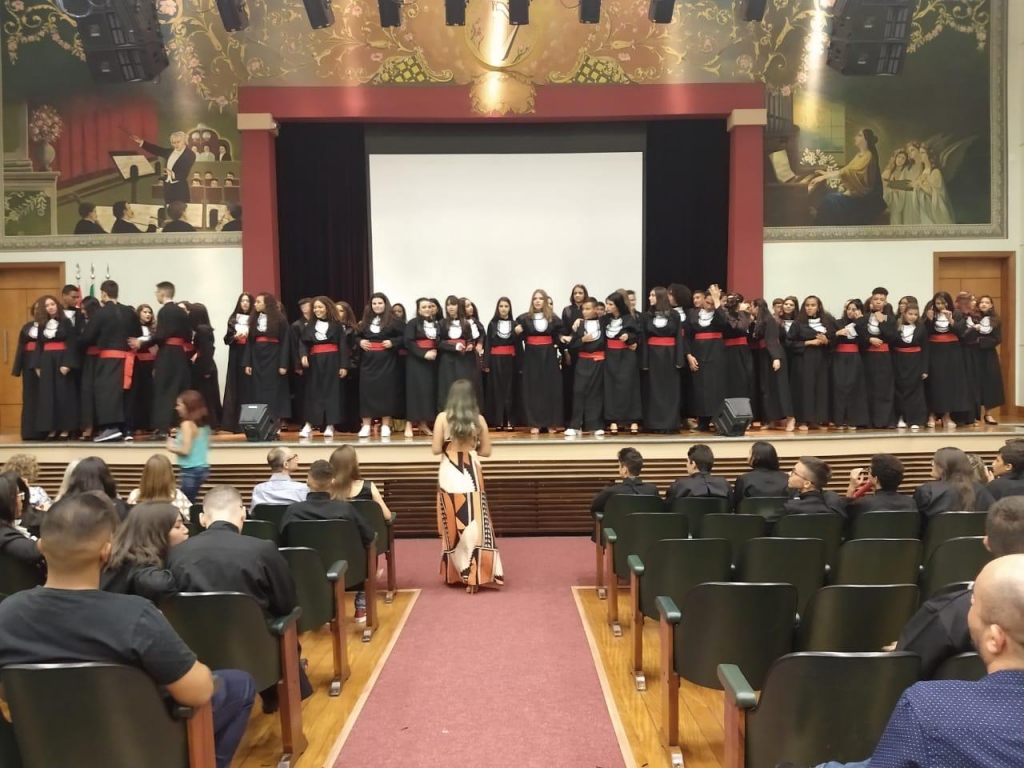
(166, 389), (211, 503)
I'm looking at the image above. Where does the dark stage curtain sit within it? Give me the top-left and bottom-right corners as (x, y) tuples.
(276, 123), (370, 316)
(644, 120), (730, 297)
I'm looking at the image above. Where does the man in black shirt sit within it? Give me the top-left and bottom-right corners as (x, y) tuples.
(896, 496), (1024, 677)
(771, 456), (846, 525)
(590, 447), (659, 515)
(110, 200), (157, 234)
(0, 493), (255, 768)
(131, 281), (192, 436)
(989, 442), (1024, 501)
(72, 202), (106, 235)
(843, 453), (918, 518)
(665, 444), (730, 501)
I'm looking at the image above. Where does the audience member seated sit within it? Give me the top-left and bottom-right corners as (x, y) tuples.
(590, 447), (659, 516)
(168, 485), (312, 713)
(126, 454), (192, 519)
(0, 493), (256, 768)
(842, 453), (918, 518)
(896, 496), (1024, 678)
(771, 457), (845, 525)
(329, 445), (393, 520)
(988, 441), (1024, 501)
(665, 444), (730, 501)
(914, 446), (995, 520)
(65, 457), (131, 521)
(251, 448), (309, 509)
(1, 454), (51, 510)
(53, 459), (81, 504)
(804, 555), (1024, 768)
(0, 473), (44, 576)
(101, 501), (188, 603)
(730, 441), (788, 508)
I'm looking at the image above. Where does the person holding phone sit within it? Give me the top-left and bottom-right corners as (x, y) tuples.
(842, 454), (918, 520)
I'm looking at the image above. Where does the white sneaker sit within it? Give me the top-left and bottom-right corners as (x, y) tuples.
(564, 428), (578, 437)
(910, 424), (921, 430)
(897, 418), (907, 428)
(323, 426), (334, 439)
(358, 424), (371, 438)
(381, 424), (391, 439)
(594, 429), (605, 437)
(299, 423), (312, 439)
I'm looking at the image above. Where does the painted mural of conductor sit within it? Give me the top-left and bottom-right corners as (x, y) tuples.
(130, 131), (195, 204)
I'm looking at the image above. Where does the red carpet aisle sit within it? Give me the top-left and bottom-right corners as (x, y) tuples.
(334, 537), (627, 768)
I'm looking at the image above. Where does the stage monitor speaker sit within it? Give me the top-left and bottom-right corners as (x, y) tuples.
(239, 404), (279, 442)
(302, 0), (334, 29)
(445, 0), (465, 25)
(77, 0), (169, 84)
(378, 0), (401, 27)
(713, 398), (752, 437)
(827, 39), (906, 76)
(742, 0), (767, 21)
(647, 0), (675, 24)
(215, 0), (250, 31)
(579, 0), (600, 23)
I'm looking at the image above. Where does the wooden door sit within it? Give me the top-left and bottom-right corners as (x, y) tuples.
(934, 251), (1016, 412)
(0, 264), (64, 434)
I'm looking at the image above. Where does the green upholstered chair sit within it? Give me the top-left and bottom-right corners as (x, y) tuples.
(850, 510), (921, 540)
(796, 584), (920, 652)
(699, 513), (767, 567)
(352, 499), (397, 603)
(921, 536), (992, 600)
(0, 552), (43, 597)
(774, 513), (844, 567)
(833, 538), (922, 586)
(250, 503), (290, 529)
(735, 496), (789, 520)
(739, 537), (826, 616)
(241, 519), (280, 545)
(923, 512), (987, 561)
(932, 651), (986, 682)
(593, 494), (665, 599)
(666, 496), (730, 537)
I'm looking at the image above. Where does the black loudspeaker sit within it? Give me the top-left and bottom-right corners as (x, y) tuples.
(647, 0), (675, 24)
(827, 0), (912, 76)
(579, 0), (600, 23)
(378, 0), (401, 27)
(215, 0), (249, 31)
(743, 0), (767, 21)
(77, 0), (169, 84)
(713, 398), (752, 437)
(302, 0), (334, 29)
(445, 0), (465, 25)
(239, 404), (279, 442)
(508, 0), (528, 25)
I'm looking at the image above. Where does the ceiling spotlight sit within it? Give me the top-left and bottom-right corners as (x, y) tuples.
(647, 0), (675, 24)
(445, 0), (466, 26)
(579, 0), (600, 23)
(508, 0), (528, 25)
(378, 0), (401, 28)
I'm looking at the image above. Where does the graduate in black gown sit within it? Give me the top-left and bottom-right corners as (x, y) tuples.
(722, 293), (754, 404)
(335, 301), (360, 433)
(220, 293), (252, 433)
(77, 296), (101, 439)
(891, 302), (929, 429)
(391, 303), (408, 427)
(127, 303), (156, 435)
(133, 282), (192, 436)
(288, 299), (311, 428)
(187, 303), (222, 431)
(461, 298), (485, 408)
(602, 292), (641, 434)
(565, 297), (606, 436)
(11, 303), (44, 440)
(298, 296), (348, 439)
(668, 284), (694, 425)
(242, 292), (291, 427)
(862, 288), (897, 428)
(787, 295), (835, 431)
(831, 299), (870, 430)
(642, 286), (685, 433)
(686, 286), (729, 432)
(403, 298), (439, 437)
(356, 292), (402, 439)
(955, 291), (983, 427)
(750, 299), (794, 431)
(923, 291), (969, 429)
(437, 296), (480, 413)
(516, 289), (564, 434)
(483, 297), (518, 431)
(975, 295), (1004, 424)
(561, 284), (587, 430)
(30, 295), (80, 439)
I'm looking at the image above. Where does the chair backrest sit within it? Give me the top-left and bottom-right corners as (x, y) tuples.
(921, 536), (992, 600)
(241, 519), (280, 545)
(833, 538), (923, 586)
(850, 510), (921, 540)
(774, 513), (844, 566)
(675, 582), (796, 690)
(636, 538), (731, 621)
(161, 592), (281, 690)
(280, 547), (335, 632)
(601, 495), (666, 544)
(351, 500), (390, 554)
(745, 652), (920, 768)
(189, 503), (203, 527)
(4, 662), (190, 768)
(797, 585), (920, 652)
(923, 512), (988, 561)
(667, 496), (730, 535)
(932, 652), (986, 682)
(0, 553), (42, 596)
(739, 537), (826, 616)
(283, 519), (370, 590)
(699, 514), (767, 565)
(613, 513), (689, 580)
(184, 522), (204, 538)
(251, 503), (290, 528)
(735, 496), (789, 520)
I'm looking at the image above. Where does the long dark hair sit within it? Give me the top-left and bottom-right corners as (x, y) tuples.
(34, 295), (61, 325)
(311, 296), (340, 323)
(0, 473), (21, 527)
(81, 296), (101, 319)
(568, 284), (588, 307)
(933, 447), (977, 512)
(188, 302), (212, 332)
(178, 389), (210, 427)
(797, 295), (832, 325)
(228, 292), (253, 324)
(668, 283), (693, 311)
(751, 298), (772, 337)
(359, 292), (392, 331)
(251, 292), (283, 334)
(491, 296), (513, 322)
(649, 286), (672, 314)
(978, 295), (1001, 329)
(749, 441), (780, 471)
(336, 301), (356, 327)
(106, 502), (181, 570)
(67, 456), (118, 499)
(136, 303), (155, 330)
(780, 295), (799, 321)
(442, 294), (471, 338)
(605, 292), (629, 319)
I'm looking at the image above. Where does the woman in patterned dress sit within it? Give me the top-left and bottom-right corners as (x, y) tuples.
(432, 379), (503, 593)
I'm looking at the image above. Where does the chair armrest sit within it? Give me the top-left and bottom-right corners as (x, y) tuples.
(267, 606), (302, 636)
(604, 527), (617, 544)
(170, 704), (195, 720)
(385, 512), (395, 526)
(656, 595), (681, 624)
(327, 559), (348, 582)
(594, 511), (604, 523)
(718, 664), (757, 709)
(627, 554), (645, 576)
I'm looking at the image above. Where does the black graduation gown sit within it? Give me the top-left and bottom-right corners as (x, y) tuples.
(891, 323), (929, 427)
(686, 308), (728, 420)
(956, 319), (982, 423)
(404, 317), (439, 423)
(299, 320), (348, 427)
(642, 311), (685, 430)
(30, 315), (80, 433)
(976, 317), (1005, 409)
(357, 315), (402, 418)
(602, 314), (642, 423)
(393, 319), (407, 420)
(242, 315), (292, 420)
(221, 317), (250, 433)
(752, 319), (793, 422)
(340, 325), (360, 430)
(787, 317), (834, 425)
(146, 302), (193, 431)
(568, 319), (605, 431)
(723, 311), (754, 402)
(437, 320), (481, 412)
(11, 322), (44, 440)
(191, 325), (222, 429)
(79, 302), (142, 427)
(289, 318), (307, 424)
(862, 312), (897, 428)
(483, 319), (519, 427)
(561, 304), (583, 427)
(831, 319), (869, 427)
(78, 317), (99, 432)
(731, 468), (789, 508)
(924, 314), (969, 415)
(516, 313), (564, 428)
(128, 325), (156, 432)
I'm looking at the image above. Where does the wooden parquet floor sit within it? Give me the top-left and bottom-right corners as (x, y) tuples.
(232, 589), (418, 768)
(575, 586), (726, 768)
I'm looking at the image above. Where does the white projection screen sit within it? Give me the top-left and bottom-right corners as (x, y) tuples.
(367, 152), (643, 319)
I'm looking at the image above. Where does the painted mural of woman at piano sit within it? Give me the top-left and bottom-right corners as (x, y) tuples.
(807, 128), (886, 226)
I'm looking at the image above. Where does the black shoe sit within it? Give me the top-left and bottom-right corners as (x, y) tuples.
(149, 430), (169, 441)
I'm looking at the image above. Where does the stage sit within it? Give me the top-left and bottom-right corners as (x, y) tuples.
(2, 425), (1020, 536)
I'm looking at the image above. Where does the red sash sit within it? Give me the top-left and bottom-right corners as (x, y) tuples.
(835, 343), (860, 353)
(526, 336), (554, 346)
(23, 341), (37, 352)
(867, 344), (891, 353)
(135, 349), (156, 362)
(164, 337), (196, 353)
(895, 346), (922, 353)
(750, 339), (766, 351)
(365, 341), (389, 351)
(42, 342), (66, 352)
(253, 336), (279, 344)
(606, 338), (628, 350)
(99, 349), (134, 389)
(415, 339), (437, 350)
(87, 346), (101, 356)
(724, 337), (748, 347)
(490, 345), (515, 356)
(310, 344), (339, 355)
(930, 333), (958, 343)
(648, 337), (676, 347)
(579, 351), (605, 361)
(233, 335), (248, 345)
(694, 332), (723, 341)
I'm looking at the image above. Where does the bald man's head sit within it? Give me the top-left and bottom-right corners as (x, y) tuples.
(968, 555), (1024, 672)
